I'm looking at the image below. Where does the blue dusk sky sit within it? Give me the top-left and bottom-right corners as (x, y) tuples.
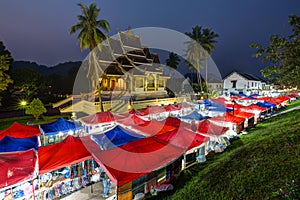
(0, 0), (299, 77)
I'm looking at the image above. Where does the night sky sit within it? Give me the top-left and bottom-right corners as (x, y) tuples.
(0, 0), (300, 78)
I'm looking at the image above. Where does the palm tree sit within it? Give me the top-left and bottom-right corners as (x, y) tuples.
(185, 26), (219, 94)
(166, 52), (180, 70)
(69, 2), (110, 112)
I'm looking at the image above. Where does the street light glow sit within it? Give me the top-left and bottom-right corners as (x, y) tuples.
(20, 100), (27, 106)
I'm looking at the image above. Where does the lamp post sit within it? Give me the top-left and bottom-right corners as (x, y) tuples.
(232, 100), (236, 116)
(20, 100), (27, 116)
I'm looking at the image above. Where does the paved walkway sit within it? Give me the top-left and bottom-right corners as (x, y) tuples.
(271, 105), (300, 117)
(60, 181), (116, 200)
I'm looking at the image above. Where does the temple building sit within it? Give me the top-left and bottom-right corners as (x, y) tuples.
(94, 30), (170, 100)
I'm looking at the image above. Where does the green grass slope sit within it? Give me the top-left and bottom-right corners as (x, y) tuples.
(149, 110), (300, 200)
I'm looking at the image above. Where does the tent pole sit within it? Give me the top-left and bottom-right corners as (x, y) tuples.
(32, 179), (36, 200)
(183, 151), (186, 169)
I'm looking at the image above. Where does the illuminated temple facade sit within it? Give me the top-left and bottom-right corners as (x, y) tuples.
(95, 30), (170, 100)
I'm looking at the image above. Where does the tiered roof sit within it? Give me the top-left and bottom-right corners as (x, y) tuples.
(94, 30), (166, 76)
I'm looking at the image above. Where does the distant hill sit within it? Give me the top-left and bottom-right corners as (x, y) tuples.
(11, 61), (82, 76)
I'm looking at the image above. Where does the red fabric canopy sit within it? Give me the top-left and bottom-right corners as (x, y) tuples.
(211, 97), (228, 106)
(0, 122), (40, 140)
(117, 114), (149, 126)
(165, 104), (181, 111)
(238, 104), (267, 112)
(0, 149), (37, 188)
(197, 119), (229, 137)
(38, 136), (92, 174)
(154, 127), (209, 150)
(80, 111), (115, 125)
(129, 117), (182, 137)
(232, 110), (255, 119)
(91, 136), (184, 186)
(209, 113), (245, 124)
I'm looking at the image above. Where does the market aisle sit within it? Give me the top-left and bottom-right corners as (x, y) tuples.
(60, 181), (116, 200)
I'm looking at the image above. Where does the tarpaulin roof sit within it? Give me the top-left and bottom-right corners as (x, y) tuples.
(231, 111), (255, 119)
(91, 126), (145, 150)
(204, 99), (226, 111)
(277, 96), (290, 102)
(211, 97), (228, 106)
(154, 127), (209, 151)
(91, 136), (184, 186)
(180, 111), (209, 121)
(137, 106), (167, 116)
(0, 136), (38, 153)
(117, 114), (149, 126)
(256, 101), (276, 108)
(80, 111), (116, 125)
(209, 113), (245, 124)
(0, 122), (40, 140)
(128, 117), (181, 137)
(39, 118), (82, 136)
(197, 119), (229, 137)
(235, 104), (267, 112)
(38, 136), (92, 174)
(164, 104), (181, 111)
(0, 149), (37, 188)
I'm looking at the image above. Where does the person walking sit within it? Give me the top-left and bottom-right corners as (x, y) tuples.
(102, 173), (111, 198)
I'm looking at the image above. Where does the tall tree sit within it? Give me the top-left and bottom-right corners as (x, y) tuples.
(0, 42), (13, 105)
(185, 26), (219, 93)
(25, 98), (47, 119)
(166, 52), (180, 70)
(69, 2), (110, 112)
(10, 68), (45, 99)
(251, 15), (300, 89)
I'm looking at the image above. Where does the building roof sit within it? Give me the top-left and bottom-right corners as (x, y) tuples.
(119, 30), (142, 49)
(223, 71), (263, 81)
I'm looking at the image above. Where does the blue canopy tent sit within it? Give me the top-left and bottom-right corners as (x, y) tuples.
(0, 136), (38, 152)
(248, 94), (260, 99)
(39, 118), (83, 145)
(180, 111), (209, 122)
(203, 100), (226, 112)
(40, 118), (82, 136)
(91, 125), (145, 150)
(256, 101), (276, 109)
(238, 93), (247, 97)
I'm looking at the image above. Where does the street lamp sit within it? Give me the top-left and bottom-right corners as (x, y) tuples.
(232, 100), (236, 116)
(20, 100), (27, 116)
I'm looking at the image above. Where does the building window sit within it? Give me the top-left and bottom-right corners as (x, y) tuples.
(158, 79), (164, 87)
(231, 80), (237, 88)
(135, 78), (143, 88)
(252, 82), (254, 87)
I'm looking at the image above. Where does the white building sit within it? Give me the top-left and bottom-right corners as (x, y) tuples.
(222, 71), (264, 95)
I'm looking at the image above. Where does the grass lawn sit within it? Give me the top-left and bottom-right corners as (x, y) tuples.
(277, 98), (300, 112)
(147, 109), (300, 199)
(0, 114), (71, 130)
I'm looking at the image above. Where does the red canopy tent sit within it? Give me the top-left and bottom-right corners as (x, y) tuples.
(128, 117), (181, 137)
(90, 136), (184, 186)
(154, 127), (209, 151)
(0, 122), (40, 140)
(38, 136), (92, 174)
(79, 111), (116, 125)
(140, 106), (167, 115)
(165, 104), (181, 111)
(117, 114), (149, 126)
(197, 119), (229, 137)
(0, 149), (37, 188)
(237, 104), (267, 112)
(231, 110), (255, 119)
(209, 113), (245, 133)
